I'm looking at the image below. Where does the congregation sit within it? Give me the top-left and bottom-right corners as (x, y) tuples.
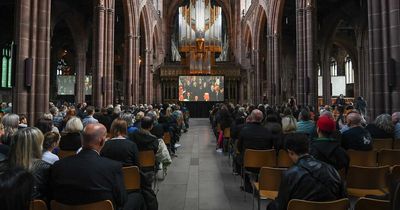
(0, 103), (190, 210)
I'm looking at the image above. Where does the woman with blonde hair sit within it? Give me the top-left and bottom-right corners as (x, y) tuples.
(0, 127), (50, 199)
(59, 117), (83, 151)
(1, 113), (19, 145)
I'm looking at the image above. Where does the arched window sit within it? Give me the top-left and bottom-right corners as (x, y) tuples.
(330, 57), (337, 76)
(345, 55), (354, 84)
(1, 42), (13, 88)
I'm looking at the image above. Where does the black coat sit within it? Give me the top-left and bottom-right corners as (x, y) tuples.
(237, 122), (273, 154)
(59, 132), (81, 151)
(100, 137), (139, 167)
(341, 126), (373, 151)
(50, 149), (127, 208)
(310, 138), (350, 172)
(268, 155), (346, 210)
(128, 130), (159, 154)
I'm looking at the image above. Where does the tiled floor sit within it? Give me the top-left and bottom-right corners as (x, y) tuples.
(157, 119), (268, 210)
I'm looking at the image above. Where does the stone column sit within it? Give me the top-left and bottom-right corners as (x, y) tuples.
(105, 7), (115, 105)
(92, 3), (105, 107)
(75, 52), (86, 103)
(367, 0), (400, 118)
(14, 0), (51, 125)
(272, 33), (281, 104)
(266, 34), (274, 104)
(124, 33), (134, 105)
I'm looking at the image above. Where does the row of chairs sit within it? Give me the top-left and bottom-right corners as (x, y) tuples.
(348, 149), (400, 167)
(373, 138), (400, 151)
(287, 197), (390, 210)
(30, 166), (141, 210)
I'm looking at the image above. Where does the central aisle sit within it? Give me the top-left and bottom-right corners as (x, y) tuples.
(157, 119), (254, 210)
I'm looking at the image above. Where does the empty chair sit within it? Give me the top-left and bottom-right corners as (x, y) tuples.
(287, 198), (350, 210)
(346, 165), (390, 197)
(276, 150), (293, 168)
(58, 150), (76, 159)
(253, 167), (286, 210)
(122, 166), (140, 191)
(51, 200), (114, 210)
(354, 197), (391, 210)
(373, 138), (394, 150)
(348, 150), (377, 167)
(378, 149), (400, 166)
(30, 200), (48, 210)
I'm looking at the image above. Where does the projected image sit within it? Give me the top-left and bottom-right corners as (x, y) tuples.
(57, 76), (75, 95)
(179, 76), (224, 102)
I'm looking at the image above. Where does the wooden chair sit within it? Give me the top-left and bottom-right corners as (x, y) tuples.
(276, 150), (293, 168)
(242, 149), (276, 200)
(122, 166), (140, 191)
(391, 165), (400, 181)
(252, 167), (286, 210)
(373, 138), (394, 150)
(138, 150), (157, 192)
(51, 200), (114, 210)
(346, 165), (390, 197)
(287, 198), (350, 210)
(223, 127), (231, 138)
(163, 132), (171, 145)
(393, 140), (400, 149)
(58, 150), (76, 159)
(378, 149), (400, 166)
(354, 197), (391, 210)
(347, 150), (377, 167)
(30, 200), (47, 210)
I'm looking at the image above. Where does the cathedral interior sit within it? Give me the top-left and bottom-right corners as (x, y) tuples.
(0, 0), (399, 121)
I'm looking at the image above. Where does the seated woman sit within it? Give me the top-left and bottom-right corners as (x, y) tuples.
(0, 127), (50, 200)
(42, 132), (60, 164)
(0, 167), (34, 210)
(366, 114), (394, 139)
(101, 118), (139, 166)
(59, 117), (83, 151)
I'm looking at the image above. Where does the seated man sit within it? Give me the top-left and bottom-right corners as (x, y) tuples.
(50, 123), (141, 210)
(393, 112), (400, 140)
(310, 116), (349, 172)
(341, 112), (373, 150)
(267, 133), (347, 210)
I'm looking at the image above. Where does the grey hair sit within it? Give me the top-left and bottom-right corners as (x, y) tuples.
(120, 113), (134, 127)
(2, 113), (19, 129)
(64, 117), (83, 133)
(375, 114), (394, 134)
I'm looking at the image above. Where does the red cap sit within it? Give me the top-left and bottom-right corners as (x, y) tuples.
(317, 116), (336, 132)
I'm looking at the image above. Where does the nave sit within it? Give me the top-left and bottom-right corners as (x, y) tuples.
(158, 119), (262, 210)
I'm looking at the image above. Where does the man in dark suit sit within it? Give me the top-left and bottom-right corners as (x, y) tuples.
(236, 109), (273, 192)
(50, 123), (141, 210)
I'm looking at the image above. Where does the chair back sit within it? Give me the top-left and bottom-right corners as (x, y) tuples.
(287, 198), (349, 210)
(122, 166), (140, 191)
(51, 200), (114, 210)
(258, 167), (286, 191)
(393, 140), (400, 149)
(373, 138), (394, 150)
(347, 165), (390, 189)
(163, 132), (171, 145)
(378, 149), (400, 166)
(391, 165), (400, 181)
(277, 150), (293, 168)
(58, 150), (76, 159)
(243, 149), (276, 169)
(348, 150), (377, 167)
(138, 150), (156, 168)
(30, 200), (47, 210)
(223, 127), (231, 138)
(354, 197), (391, 210)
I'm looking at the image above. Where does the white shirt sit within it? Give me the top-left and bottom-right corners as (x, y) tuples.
(42, 151), (59, 164)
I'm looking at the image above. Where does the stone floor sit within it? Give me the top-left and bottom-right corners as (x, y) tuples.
(157, 118), (269, 210)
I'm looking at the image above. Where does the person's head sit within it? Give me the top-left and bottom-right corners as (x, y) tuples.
(320, 110), (334, 120)
(249, 109), (264, 123)
(285, 133), (309, 163)
(265, 113), (279, 123)
(81, 123), (107, 152)
(9, 127), (44, 170)
(0, 167), (34, 210)
(317, 116), (336, 137)
(2, 113), (19, 130)
(346, 112), (362, 127)
(375, 114), (394, 134)
(135, 111), (145, 122)
(141, 116), (154, 130)
(64, 117), (83, 133)
(49, 106), (58, 116)
(86, 106), (95, 116)
(299, 109), (311, 121)
(35, 118), (53, 134)
(120, 113), (134, 127)
(283, 107), (293, 116)
(392, 112), (400, 124)
(42, 113), (53, 121)
(110, 118), (127, 138)
(282, 116), (297, 134)
(66, 108), (77, 117)
(18, 114), (27, 124)
(43, 131), (60, 151)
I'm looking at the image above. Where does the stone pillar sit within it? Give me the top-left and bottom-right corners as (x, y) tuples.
(322, 49), (331, 105)
(105, 7), (115, 105)
(296, 0), (317, 107)
(75, 52), (86, 103)
(14, 0), (51, 125)
(254, 49), (261, 104)
(367, 0), (400, 118)
(124, 33), (134, 105)
(272, 33), (281, 104)
(266, 34), (274, 104)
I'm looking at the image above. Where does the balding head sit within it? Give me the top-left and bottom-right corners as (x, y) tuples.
(82, 123), (107, 152)
(250, 109), (264, 123)
(347, 112), (362, 127)
(392, 112), (400, 124)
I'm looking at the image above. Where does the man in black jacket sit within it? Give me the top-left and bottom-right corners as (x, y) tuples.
(310, 116), (349, 173)
(50, 123), (133, 210)
(341, 112), (373, 150)
(268, 133), (347, 210)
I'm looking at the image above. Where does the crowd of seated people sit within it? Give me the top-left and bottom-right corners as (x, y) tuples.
(0, 102), (189, 210)
(210, 101), (400, 209)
